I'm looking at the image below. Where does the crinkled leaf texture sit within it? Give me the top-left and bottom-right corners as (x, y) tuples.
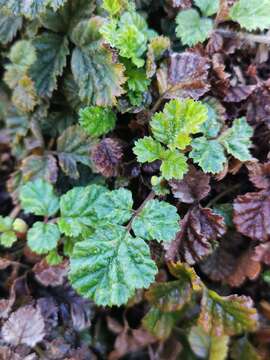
(20, 179), (59, 217)
(0, 0), (66, 18)
(133, 137), (165, 163)
(69, 224), (157, 306)
(58, 184), (107, 237)
(2, 305), (45, 347)
(230, 0), (270, 31)
(132, 199), (180, 242)
(188, 325), (229, 360)
(79, 106), (116, 138)
(0, 10), (22, 45)
(199, 289), (258, 336)
(176, 9), (213, 46)
(151, 98), (208, 150)
(30, 32), (69, 97)
(160, 149), (188, 180)
(27, 222), (60, 254)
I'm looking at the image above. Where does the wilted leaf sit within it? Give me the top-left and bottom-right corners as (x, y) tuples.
(79, 106), (116, 138)
(69, 224), (157, 306)
(12, 76), (37, 113)
(167, 52), (210, 100)
(20, 179), (59, 217)
(91, 138), (123, 177)
(233, 190), (270, 241)
(142, 307), (178, 340)
(199, 289), (258, 336)
(169, 165), (210, 203)
(166, 205), (226, 265)
(190, 137), (227, 174)
(223, 85), (257, 103)
(253, 242), (270, 265)
(188, 325), (229, 360)
(56, 125), (91, 179)
(95, 188), (133, 225)
(247, 161), (270, 190)
(0, 10), (22, 45)
(58, 184), (106, 237)
(176, 9), (213, 46)
(33, 259), (68, 287)
(27, 222), (60, 254)
(2, 305), (45, 346)
(30, 32), (69, 97)
(226, 248), (261, 287)
(132, 199), (180, 242)
(229, 0), (270, 31)
(21, 154), (58, 183)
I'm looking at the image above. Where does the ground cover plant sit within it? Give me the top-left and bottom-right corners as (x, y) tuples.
(1, 0), (270, 358)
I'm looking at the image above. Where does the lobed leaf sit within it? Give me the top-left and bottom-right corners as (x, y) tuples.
(133, 137), (165, 163)
(69, 224), (157, 306)
(20, 179), (59, 217)
(132, 199), (180, 242)
(160, 149), (188, 180)
(0, 10), (22, 45)
(79, 106), (116, 138)
(27, 222), (60, 254)
(194, 0), (219, 16)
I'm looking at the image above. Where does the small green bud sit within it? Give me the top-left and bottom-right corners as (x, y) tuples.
(12, 218), (28, 233)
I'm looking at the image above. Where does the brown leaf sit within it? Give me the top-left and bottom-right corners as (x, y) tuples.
(210, 54), (230, 97)
(169, 0), (191, 8)
(0, 346), (37, 360)
(206, 33), (224, 55)
(247, 162), (270, 190)
(33, 260), (68, 287)
(233, 191), (270, 241)
(226, 248), (261, 287)
(169, 165), (210, 203)
(253, 242), (270, 265)
(2, 304), (45, 347)
(165, 205), (226, 265)
(224, 85), (257, 103)
(247, 86), (270, 126)
(91, 138), (123, 177)
(165, 52), (210, 100)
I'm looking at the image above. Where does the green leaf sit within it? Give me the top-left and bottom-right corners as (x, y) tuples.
(200, 100), (224, 138)
(20, 179), (59, 217)
(124, 61), (150, 106)
(58, 184), (107, 237)
(199, 289), (258, 336)
(151, 99), (208, 150)
(0, 0), (66, 18)
(220, 117), (253, 161)
(0, 216), (13, 232)
(176, 9), (213, 46)
(69, 224), (157, 306)
(0, 231), (17, 248)
(71, 46), (125, 106)
(27, 222), (60, 254)
(30, 33), (69, 97)
(160, 149), (188, 180)
(133, 137), (165, 163)
(194, 0), (219, 16)
(8, 40), (37, 70)
(230, 0), (270, 31)
(102, 0), (127, 16)
(146, 35), (170, 78)
(95, 188), (133, 225)
(231, 337), (262, 360)
(56, 125), (91, 179)
(132, 199), (179, 242)
(21, 154), (58, 184)
(46, 249), (63, 265)
(188, 326), (229, 360)
(190, 137), (226, 174)
(0, 10), (22, 45)
(79, 106), (116, 138)
(142, 307), (177, 340)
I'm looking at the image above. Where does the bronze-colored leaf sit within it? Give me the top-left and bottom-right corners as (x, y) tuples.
(234, 191), (270, 241)
(224, 85), (257, 103)
(2, 304), (45, 347)
(91, 138), (123, 177)
(33, 259), (68, 287)
(169, 165), (210, 203)
(164, 52), (210, 100)
(253, 242), (270, 265)
(21, 154), (58, 183)
(166, 205), (226, 265)
(247, 161), (270, 190)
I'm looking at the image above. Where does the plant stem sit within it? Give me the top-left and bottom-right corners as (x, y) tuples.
(9, 205), (21, 219)
(126, 191), (155, 232)
(206, 183), (241, 208)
